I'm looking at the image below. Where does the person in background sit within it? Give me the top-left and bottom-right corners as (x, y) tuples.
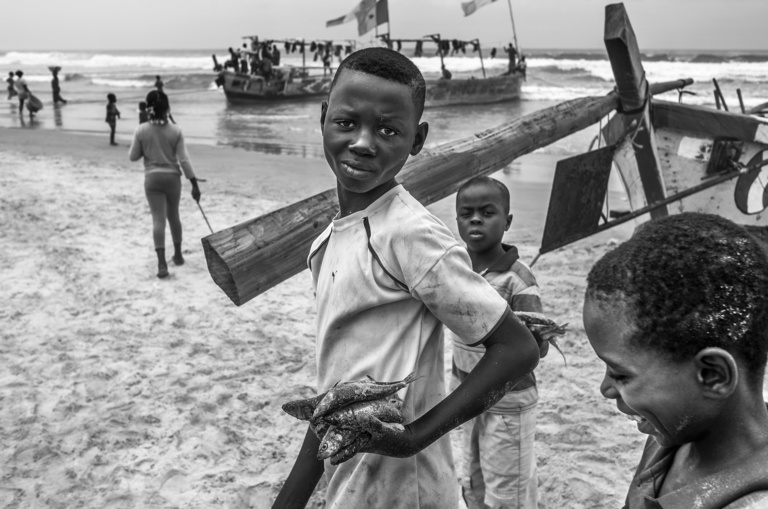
(14, 70), (29, 114)
(504, 43), (518, 74)
(138, 101), (148, 124)
(50, 67), (67, 105)
(128, 90), (201, 279)
(105, 93), (121, 146)
(517, 56), (527, 80)
(449, 176), (547, 509)
(271, 45), (281, 66)
(7, 71), (17, 100)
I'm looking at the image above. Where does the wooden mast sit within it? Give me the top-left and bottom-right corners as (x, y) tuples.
(604, 2), (668, 219)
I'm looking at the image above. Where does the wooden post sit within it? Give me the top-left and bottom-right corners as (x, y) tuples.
(737, 88), (746, 114)
(604, 2), (668, 219)
(476, 39), (487, 79)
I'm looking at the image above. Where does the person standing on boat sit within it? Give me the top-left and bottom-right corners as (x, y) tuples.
(271, 45), (281, 66)
(517, 55), (527, 81)
(504, 43), (518, 74)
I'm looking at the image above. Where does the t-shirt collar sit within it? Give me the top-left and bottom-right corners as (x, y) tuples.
(480, 244), (520, 275)
(332, 184), (404, 231)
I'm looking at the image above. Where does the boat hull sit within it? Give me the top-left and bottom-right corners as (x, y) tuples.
(217, 70), (523, 107)
(217, 70), (333, 103)
(606, 100), (768, 227)
(424, 74), (523, 108)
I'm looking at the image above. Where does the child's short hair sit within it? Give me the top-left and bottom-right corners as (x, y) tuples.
(586, 212), (768, 387)
(107, 93), (116, 102)
(457, 176), (511, 215)
(139, 101), (147, 109)
(330, 47), (426, 120)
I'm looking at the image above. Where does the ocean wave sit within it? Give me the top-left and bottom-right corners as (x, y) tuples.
(0, 51), (214, 70)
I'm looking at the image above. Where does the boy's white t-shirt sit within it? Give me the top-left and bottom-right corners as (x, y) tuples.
(308, 185), (508, 509)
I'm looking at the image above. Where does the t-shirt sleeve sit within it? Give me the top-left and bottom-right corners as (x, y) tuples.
(410, 245), (508, 346)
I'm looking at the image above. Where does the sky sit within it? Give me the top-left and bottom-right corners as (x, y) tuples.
(1, 0), (767, 52)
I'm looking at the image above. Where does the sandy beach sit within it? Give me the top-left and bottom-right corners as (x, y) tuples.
(4, 125), (754, 509)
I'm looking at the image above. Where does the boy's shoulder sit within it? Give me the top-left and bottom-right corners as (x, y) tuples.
(485, 245), (538, 286)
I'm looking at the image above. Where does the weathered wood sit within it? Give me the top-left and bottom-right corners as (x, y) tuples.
(203, 76), (694, 306)
(653, 100), (768, 144)
(604, 2), (667, 219)
(604, 3), (647, 113)
(203, 94), (620, 305)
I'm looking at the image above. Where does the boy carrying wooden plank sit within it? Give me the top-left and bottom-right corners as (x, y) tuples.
(273, 47), (541, 509)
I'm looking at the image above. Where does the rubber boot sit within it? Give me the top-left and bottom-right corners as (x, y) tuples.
(172, 243), (184, 266)
(156, 248), (169, 278)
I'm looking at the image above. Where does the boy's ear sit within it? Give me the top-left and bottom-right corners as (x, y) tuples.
(505, 213), (513, 231)
(320, 101), (328, 130)
(694, 347), (738, 399)
(410, 121), (429, 156)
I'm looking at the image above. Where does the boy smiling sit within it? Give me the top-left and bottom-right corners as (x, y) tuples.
(273, 48), (540, 509)
(584, 213), (768, 508)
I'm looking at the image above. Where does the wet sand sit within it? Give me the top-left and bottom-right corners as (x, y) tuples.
(0, 126), (672, 509)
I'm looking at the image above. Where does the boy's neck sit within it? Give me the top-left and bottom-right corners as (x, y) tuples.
(336, 180), (398, 218)
(664, 395), (768, 493)
(468, 243), (507, 273)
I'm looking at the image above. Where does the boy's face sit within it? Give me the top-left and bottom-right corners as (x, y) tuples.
(321, 70), (428, 200)
(455, 185), (512, 254)
(583, 295), (707, 448)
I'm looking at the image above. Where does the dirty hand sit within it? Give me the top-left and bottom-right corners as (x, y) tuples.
(330, 414), (418, 465)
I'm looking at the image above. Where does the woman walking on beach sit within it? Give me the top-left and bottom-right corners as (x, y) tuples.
(129, 90), (201, 278)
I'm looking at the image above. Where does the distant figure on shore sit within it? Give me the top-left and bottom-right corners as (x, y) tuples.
(128, 90), (201, 279)
(504, 43), (518, 73)
(441, 65), (452, 80)
(138, 101), (148, 124)
(490, 47), (497, 59)
(14, 70), (29, 114)
(154, 75), (164, 91)
(105, 93), (121, 146)
(271, 45), (281, 66)
(49, 67), (67, 105)
(6, 72), (17, 100)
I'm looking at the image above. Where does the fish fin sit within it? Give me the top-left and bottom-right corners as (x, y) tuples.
(549, 337), (568, 367)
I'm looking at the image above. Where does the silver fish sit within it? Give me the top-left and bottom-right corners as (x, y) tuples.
(312, 372), (421, 420)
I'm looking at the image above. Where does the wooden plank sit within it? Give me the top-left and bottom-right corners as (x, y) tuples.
(203, 94), (620, 306)
(604, 2), (668, 219)
(653, 100), (768, 144)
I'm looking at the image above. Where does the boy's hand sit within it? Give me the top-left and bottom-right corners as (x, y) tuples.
(330, 414), (418, 465)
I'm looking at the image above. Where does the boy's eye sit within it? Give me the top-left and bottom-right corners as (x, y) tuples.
(607, 371), (627, 383)
(483, 210), (495, 216)
(335, 120), (354, 128)
(378, 126), (398, 137)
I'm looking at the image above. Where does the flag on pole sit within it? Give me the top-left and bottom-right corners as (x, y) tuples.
(326, 0), (388, 36)
(461, 0), (499, 16)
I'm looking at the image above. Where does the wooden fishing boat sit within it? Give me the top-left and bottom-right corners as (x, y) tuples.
(537, 8), (768, 259)
(202, 2), (766, 306)
(213, 36), (353, 103)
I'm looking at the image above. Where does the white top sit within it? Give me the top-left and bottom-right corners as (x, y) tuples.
(308, 185), (508, 509)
